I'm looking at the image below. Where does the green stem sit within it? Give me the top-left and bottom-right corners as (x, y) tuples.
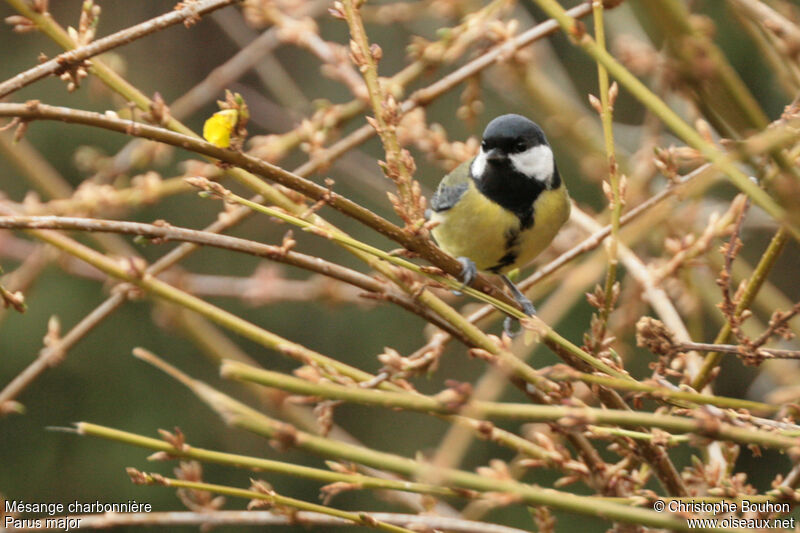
(588, 426), (689, 445)
(77, 422), (456, 498)
(591, 0), (622, 347)
(221, 360), (799, 450)
(547, 368), (779, 414)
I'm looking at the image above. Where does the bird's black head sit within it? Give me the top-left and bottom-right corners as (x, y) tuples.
(470, 114), (560, 191)
(482, 114), (547, 152)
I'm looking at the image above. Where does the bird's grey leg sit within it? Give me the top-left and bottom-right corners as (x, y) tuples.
(457, 257), (477, 286)
(500, 274), (536, 337)
(452, 256), (477, 295)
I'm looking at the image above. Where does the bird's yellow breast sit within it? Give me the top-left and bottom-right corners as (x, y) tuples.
(430, 180), (569, 273)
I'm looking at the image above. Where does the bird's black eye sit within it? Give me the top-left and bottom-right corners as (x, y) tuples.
(481, 140), (488, 150)
(514, 141), (527, 152)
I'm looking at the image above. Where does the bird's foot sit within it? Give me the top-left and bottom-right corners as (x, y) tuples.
(501, 275), (536, 337)
(452, 257), (477, 296)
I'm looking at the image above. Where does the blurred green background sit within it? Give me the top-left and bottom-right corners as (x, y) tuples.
(1, 1), (799, 531)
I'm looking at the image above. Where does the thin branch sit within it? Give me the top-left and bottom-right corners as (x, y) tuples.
(0, 214), (466, 337)
(0, 0), (243, 99)
(127, 470), (418, 533)
(0, 211), (412, 400)
(570, 207), (698, 369)
(0, 130), (140, 256)
(676, 341), (800, 360)
(191, 178), (627, 382)
(341, 0), (424, 227)
(149, 309), (461, 517)
(541, 365), (779, 414)
(76, 422), (459, 500)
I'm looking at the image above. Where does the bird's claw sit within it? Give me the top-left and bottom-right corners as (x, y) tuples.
(503, 301), (536, 337)
(503, 316), (520, 337)
(452, 257), (477, 296)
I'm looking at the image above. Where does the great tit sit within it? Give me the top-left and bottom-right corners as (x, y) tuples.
(428, 114), (570, 333)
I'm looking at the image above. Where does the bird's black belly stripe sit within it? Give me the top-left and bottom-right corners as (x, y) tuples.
(489, 251), (518, 272)
(489, 227), (521, 272)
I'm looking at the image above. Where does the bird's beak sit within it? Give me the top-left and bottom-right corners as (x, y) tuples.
(485, 147), (506, 163)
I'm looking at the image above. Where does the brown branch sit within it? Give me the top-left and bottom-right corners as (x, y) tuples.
(0, 102), (407, 239)
(0, 214), (468, 340)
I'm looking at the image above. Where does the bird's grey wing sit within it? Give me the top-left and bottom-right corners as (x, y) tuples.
(429, 181), (468, 213)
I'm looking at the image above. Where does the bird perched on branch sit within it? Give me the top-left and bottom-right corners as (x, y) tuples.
(427, 114), (570, 334)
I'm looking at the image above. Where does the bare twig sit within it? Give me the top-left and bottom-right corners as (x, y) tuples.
(0, 0), (243, 98)
(0, 214), (466, 336)
(675, 341), (800, 361)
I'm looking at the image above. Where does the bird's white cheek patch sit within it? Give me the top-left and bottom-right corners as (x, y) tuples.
(470, 149), (488, 179)
(510, 144), (554, 184)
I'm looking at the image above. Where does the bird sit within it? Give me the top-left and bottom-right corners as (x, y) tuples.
(427, 114), (570, 334)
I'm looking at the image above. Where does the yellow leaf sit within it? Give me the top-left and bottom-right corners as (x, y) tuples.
(203, 109), (239, 148)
